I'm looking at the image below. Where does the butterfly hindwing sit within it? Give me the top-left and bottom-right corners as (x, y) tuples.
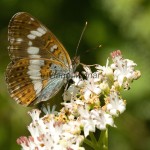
(6, 58), (68, 106)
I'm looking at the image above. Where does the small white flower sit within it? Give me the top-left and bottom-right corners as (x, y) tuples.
(61, 120), (84, 149)
(81, 66), (101, 100)
(28, 109), (41, 122)
(90, 109), (114, 130)
(106, 90), (126, 116)
(17, 136), (33, 150)
(99, 81), (110, 93)
(111, 50), (139, 88)
(78, 106), (96, 137)
(41, 104), (57, 115)
(63, 84), (80, 101)
(96, 58), (113, 77)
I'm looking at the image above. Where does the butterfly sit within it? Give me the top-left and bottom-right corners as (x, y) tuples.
(5, 12), (80, 106)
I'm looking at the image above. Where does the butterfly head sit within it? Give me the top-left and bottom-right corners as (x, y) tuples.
(72, 56), (80, 71)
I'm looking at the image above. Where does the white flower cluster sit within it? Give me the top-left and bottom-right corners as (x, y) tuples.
(17, 109), (85, 150)
(17, 50), (141, 150)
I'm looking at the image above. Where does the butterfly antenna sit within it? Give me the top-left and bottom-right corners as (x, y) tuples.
(84, 44), (102, 54)
(79, 44), (102, 57)
(75, 21), (88, 56)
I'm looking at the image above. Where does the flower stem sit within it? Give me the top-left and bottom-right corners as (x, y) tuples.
(98, 128), (108, 150)
(83, 128), (108, 150)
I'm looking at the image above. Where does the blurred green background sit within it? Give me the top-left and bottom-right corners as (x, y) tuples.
(0, 0), (149, 150)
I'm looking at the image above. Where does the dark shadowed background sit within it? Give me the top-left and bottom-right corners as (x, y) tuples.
(0, 0), (149, 150)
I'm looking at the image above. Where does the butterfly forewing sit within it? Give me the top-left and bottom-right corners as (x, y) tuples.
(8, 12), (72, 66)
(6, 12), (74, 106)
